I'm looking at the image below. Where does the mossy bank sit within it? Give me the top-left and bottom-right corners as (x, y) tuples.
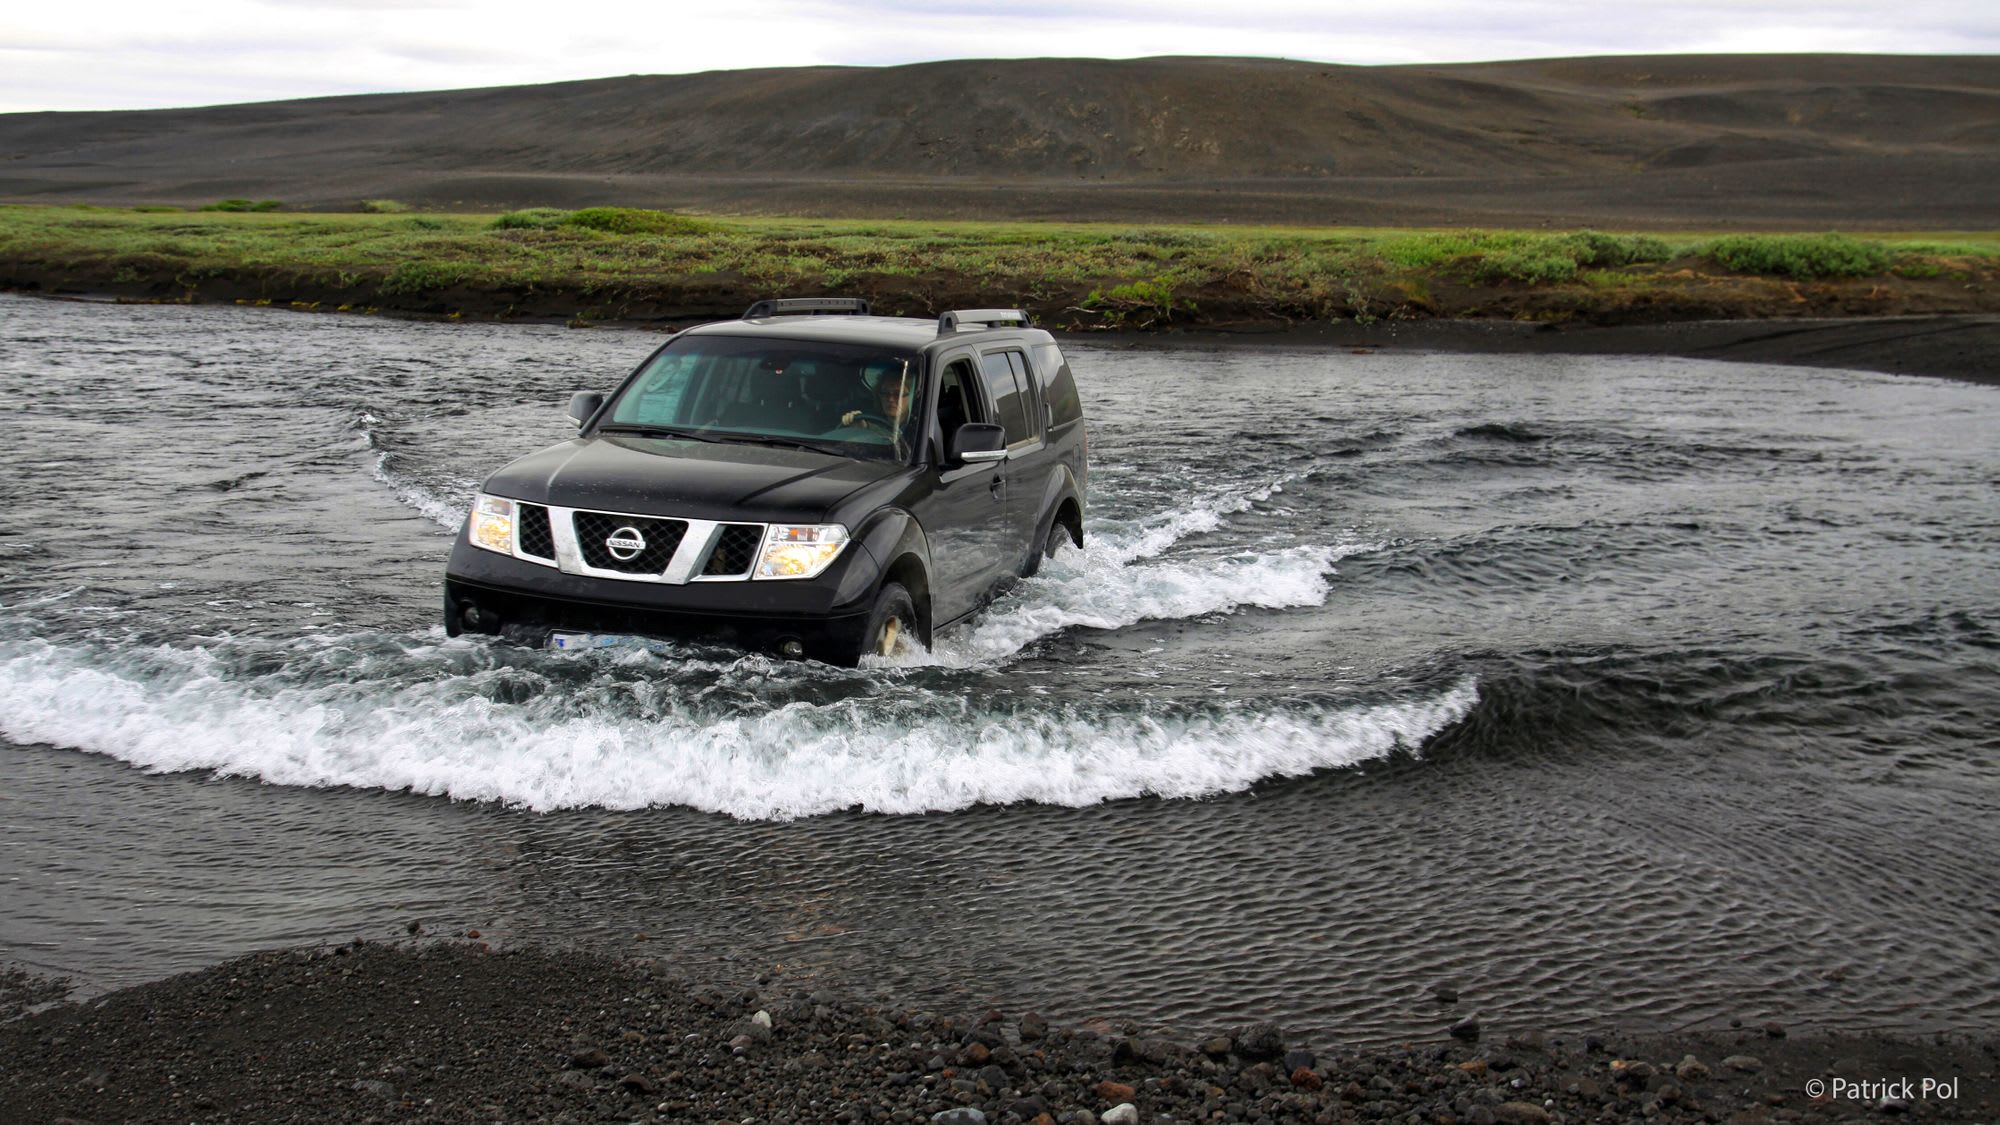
(2, 204), (1996, 330)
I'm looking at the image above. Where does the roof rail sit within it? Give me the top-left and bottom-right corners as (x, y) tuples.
(937, 308), (1031, 335)
(742, 297), (873, 319)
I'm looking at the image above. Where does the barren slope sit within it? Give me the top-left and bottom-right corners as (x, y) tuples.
(1, 54), (1995, 227)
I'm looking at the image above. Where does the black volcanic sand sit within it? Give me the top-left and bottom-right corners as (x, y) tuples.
(2, 941), (1994, 1124)
(1111, 316), (2000, 388)
(2, 54), (1996, 228)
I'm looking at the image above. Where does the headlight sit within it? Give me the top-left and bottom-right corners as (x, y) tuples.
(468, 494), (515, 555)
(755, 524), (849, 579)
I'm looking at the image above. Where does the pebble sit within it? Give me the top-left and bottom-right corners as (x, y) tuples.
(1675, 1054), (1710, 1081)
(1611, 1059), (1657, 1085)
(350, 1078), (395, 1099)
(1008, 1095), (1049, 1119)
(1096, 1080), (1137, 1102)
(1199, 1036), (1232, 1058)
(1722, 1054), (1764, 1073)
(567, 1047), (609, 1069)
(750, 1010), (773, 1029)
(1496, 1102), (1551, 1125)
(617, 1072), (658, 1095)
(1763, 1022), (1788, 1038)
(1450, 1012), (1482, 1040)
(1102, 1105), (1139, 1125)
(929, 1110), (986, 1125)
(1282, 1048), (1316, 1072)
(1232, 1020), (1286, 1059)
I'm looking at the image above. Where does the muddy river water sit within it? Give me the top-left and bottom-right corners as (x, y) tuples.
(2, 295), (1995, 1042)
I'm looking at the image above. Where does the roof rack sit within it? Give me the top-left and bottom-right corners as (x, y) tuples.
(937, 308), (1031, 335)
(741, 297), (873, 320)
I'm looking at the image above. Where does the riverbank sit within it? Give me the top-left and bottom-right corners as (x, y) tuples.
(3, 940), (1992, 1123)
(1095, 316), (2000, 388)
(3, 206), (1997, 338)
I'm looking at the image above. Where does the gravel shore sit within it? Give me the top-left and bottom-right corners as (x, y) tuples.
(3, 940), (1992, 1124)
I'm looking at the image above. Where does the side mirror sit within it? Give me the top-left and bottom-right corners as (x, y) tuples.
(949, 422), (1008, 465)
(567, 391), (605, 428)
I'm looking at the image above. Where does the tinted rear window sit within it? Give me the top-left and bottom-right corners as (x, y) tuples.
(1034, 343), (1083, 428)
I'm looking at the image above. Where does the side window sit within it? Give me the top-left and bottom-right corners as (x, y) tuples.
(1034, 343), (1083, 428)
(1006, 350), (1046, 431)
(935, 358), (983, 442)
(978, 350), (1034, 446)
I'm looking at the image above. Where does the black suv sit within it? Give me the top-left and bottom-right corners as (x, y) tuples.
(444, 299), (1088, 664)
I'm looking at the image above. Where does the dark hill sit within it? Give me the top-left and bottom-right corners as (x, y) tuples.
(2, 55), (1995, 227)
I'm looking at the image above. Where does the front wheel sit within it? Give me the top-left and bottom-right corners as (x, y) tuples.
(836, 581), (920, 665)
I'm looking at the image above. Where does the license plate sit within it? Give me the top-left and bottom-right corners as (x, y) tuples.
(547, 631), (672, 653)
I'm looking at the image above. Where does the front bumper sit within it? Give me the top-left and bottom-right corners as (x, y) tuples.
(444, 533), (881, 659)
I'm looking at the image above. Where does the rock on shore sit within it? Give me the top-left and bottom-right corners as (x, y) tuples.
(1, 942), (1994, 1123)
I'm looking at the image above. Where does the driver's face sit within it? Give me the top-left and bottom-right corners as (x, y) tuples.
(879, 384), (908, 415)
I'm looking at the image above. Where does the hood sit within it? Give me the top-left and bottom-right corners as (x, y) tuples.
(482, 434), (906, 522)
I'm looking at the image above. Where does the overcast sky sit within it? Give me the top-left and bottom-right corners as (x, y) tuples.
(2, 0), (1994, 113)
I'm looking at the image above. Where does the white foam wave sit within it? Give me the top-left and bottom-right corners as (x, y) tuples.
(0, 634), (1476, 819)
(914, 472), (1356, 665)
(936, 543), (1360, 666)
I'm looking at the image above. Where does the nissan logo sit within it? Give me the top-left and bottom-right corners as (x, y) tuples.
(605, 526), (646, 560)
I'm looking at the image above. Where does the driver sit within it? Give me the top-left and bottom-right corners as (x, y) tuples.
(841, 366), (912, 437)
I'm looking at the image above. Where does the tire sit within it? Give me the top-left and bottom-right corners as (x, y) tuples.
(1022, 508), (1071, 578)
(839, 581), (919, 665)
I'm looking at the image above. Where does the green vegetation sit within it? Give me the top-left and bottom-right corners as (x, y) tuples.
(0, 205), (1992, 326)
(1702, 233), (1892, 279)
(1081, 274), (1196, 326)
(198, 199), (282, 213)
(564, 207), (707, 235)
(359, 199), (409, 213)
(490, 207), (708, 235)
(490, 208), (571, 230)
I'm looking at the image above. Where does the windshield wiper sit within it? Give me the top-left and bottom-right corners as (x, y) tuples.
(595, 424), (726, 443)
(702, 433), (853, 457)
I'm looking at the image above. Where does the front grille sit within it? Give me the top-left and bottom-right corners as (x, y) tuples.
(572, 510), (686, 574)
(517, 503), (555, 561)
(702, 524), (765, 577)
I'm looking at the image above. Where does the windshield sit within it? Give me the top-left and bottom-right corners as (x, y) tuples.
(602, 335), (922, 462)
